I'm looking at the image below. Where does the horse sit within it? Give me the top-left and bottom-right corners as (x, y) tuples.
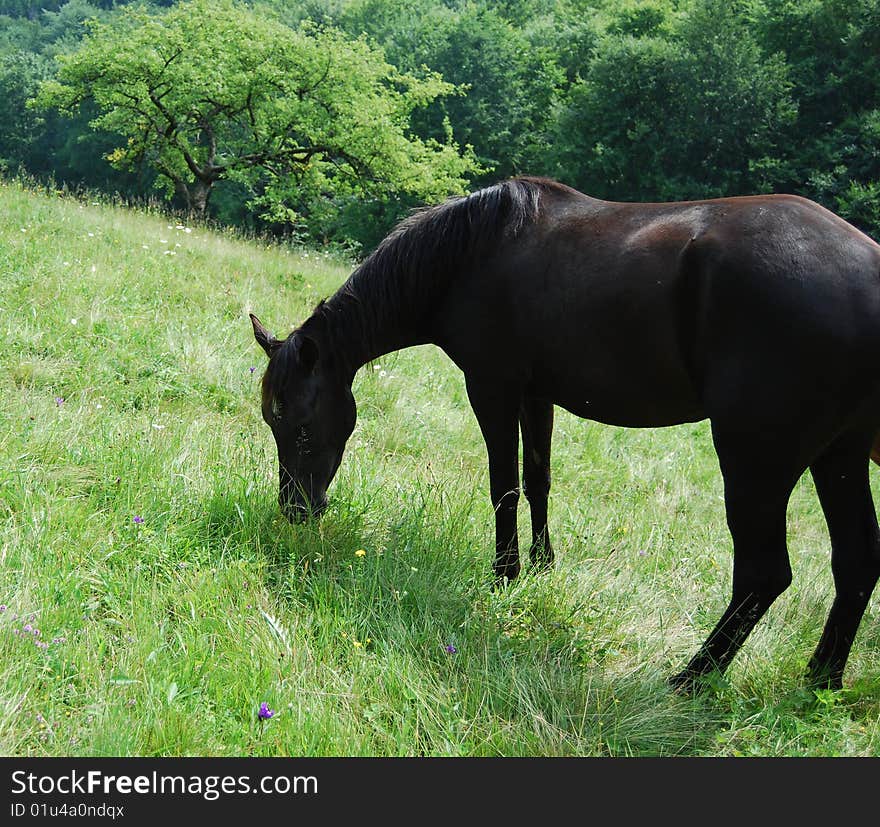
(250, 176), (880, 692)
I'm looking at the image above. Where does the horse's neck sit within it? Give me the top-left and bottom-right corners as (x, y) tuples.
(320, 276), (433, 380)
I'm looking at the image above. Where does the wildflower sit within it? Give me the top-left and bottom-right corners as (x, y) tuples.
(354, 549), (366, 558)
(249, 366), (256, 374)
(258, 702), (275, 720)
(133, 515), (144, 525)
(55, 397), (64, 406)
(23, 624), (32, 633)
(0, 605), (6, 613)
(70, 318), (77, 325)
(444, 644), (457, 655)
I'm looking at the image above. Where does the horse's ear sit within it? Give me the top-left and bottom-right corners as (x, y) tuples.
(297, 334), (319, 375)
(250, 313), (279, 358)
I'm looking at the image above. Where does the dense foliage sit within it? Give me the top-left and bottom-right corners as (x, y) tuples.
(2, 0), (879, 249)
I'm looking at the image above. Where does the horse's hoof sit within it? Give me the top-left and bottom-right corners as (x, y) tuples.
(804, 669), (843, 692)
(667, 671), (695, 695)
(493, 563), (520, 588)
(667, 670), (710, 696)
(529, 550), (554, 572)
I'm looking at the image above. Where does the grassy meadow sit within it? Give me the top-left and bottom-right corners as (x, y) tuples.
(2, 180), (880, 757)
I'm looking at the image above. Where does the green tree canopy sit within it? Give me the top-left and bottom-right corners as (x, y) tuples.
(550, 0), (796, 201)
(33, 0), (478, 224)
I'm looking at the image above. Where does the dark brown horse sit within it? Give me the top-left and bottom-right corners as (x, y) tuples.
(251, 177), (880, 692)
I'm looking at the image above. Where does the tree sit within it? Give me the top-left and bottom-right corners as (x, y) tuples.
(334, 0), (565, 184)
(33, 0), (478, 222)
(0, 50), (52, 173)
(549, 0), (795, 201)
(756, 0), (880, 235)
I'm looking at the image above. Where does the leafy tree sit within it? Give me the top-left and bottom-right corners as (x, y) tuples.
(34, 0), (478, 223)
(756, 0), (880, 233)
(334, 0), (565, 183)
(550, 0), (795, 201)
(0, 50), (53, 173)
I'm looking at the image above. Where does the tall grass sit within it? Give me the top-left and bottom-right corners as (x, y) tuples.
(1, 181), (879, 757)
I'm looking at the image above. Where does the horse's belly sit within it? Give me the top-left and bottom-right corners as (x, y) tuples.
(532, 368), (704, 428)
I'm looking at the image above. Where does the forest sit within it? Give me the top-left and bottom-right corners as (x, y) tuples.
(0, 0), (877, 252)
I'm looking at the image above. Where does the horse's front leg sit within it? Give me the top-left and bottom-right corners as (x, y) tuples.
(520, 396), (554, 570)
(466, 378), (522, 583)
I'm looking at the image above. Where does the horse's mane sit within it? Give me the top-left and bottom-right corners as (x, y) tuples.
(307, 177), (573, 362)
(346, 176), (568, 298)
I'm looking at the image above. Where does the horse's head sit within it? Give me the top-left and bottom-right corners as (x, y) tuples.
(250, 313), (356, 522)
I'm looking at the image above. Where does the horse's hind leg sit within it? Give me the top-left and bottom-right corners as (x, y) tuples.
(670, 429), (801, 692)
(807, 430), (880, 689)
(520, 396), (554, 570)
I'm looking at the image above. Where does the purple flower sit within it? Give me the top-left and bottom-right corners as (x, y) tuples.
(55, 397), (64, 406)
(249, 366), (256, 374)
(133, 515), (144, 524)
(0, 605), (6, 613)
(444, 644), (457, 655)
(23, 624), (32, 634)
(258, 702), (275, 720)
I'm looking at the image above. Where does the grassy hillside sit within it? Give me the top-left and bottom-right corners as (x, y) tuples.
(2, 181), (879, 757)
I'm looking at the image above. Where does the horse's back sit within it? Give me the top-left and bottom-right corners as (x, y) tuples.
(433, 184), (880, 430)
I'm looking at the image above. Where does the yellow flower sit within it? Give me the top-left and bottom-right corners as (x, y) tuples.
(354, 549), (366, 557)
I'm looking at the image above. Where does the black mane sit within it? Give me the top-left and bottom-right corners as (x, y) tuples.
(344, 176), (565, 299)
(309, 177), (568, 364)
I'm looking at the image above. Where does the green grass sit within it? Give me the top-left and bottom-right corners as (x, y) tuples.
(2, 180), (880, 757)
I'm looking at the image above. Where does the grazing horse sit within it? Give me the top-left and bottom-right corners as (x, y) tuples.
(250, 177), (880, 691)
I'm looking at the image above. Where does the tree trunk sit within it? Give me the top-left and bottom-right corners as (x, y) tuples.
(174, 177), (213, 217)
(189, 177), (212, 216)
